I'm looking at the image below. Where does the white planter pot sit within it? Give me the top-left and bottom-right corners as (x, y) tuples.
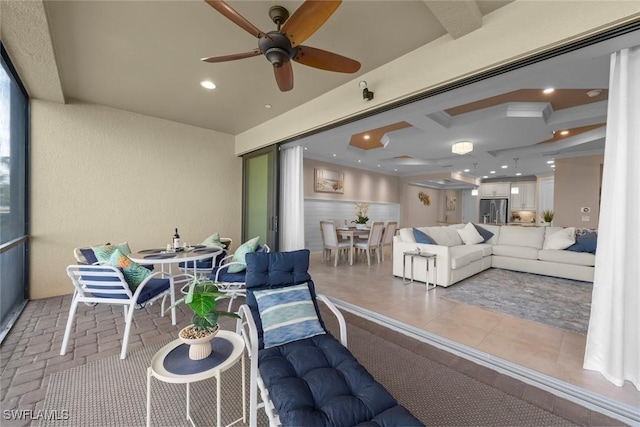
(178, 324), (219, 360)
(356, 224), (368, 230)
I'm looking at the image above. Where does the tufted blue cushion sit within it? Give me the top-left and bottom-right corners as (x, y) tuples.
(259, 333), (423, 427)
(245, 250), (322, 349)
(245, 251), (423, 427)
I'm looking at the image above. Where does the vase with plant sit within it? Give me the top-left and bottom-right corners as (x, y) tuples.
(352, 203), (370, 229)
(539, 209), (554, 226)
(166, 279), (239, 360)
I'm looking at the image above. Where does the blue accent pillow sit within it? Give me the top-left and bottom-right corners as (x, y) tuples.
(472, 224), (494, 243)
(413, 228), (435, 244)
(567, 231), (597, 253)
(254, 282), (325, 349)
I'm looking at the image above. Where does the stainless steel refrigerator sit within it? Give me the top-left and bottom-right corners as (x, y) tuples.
(479, 198), (509, 224)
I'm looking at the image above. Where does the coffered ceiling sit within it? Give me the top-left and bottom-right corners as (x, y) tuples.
(298, 29), (640, 185)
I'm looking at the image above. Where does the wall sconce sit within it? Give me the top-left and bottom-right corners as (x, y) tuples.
(452, 141), (473, 155)
(359, 81), (374, 101)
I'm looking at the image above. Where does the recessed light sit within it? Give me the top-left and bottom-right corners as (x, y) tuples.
(515, 172), (522, 176)
(332, 153), (336, 157)
(394, 168), (398, 172)
(483, 176), (488, 179)
(303, 147), (307, 150)
(501, 165), (508, 169)
(546, 160), (554, 164)
(357, 159), (361, 163)
(363, 135), (370, 140)
(490, 170), (496, 174)
(543, 88), (554, 94)
(377, 164), (381, 167)
(551, 164), (556, 168)
(265, 104), (272, 109)
(464, 169), (470, 172)
(560, 130), (569, 136)
(200, 80), (216, 90)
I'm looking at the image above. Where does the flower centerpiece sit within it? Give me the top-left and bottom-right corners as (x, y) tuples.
(166, 279), (239, 360)
(539, 209), (554, 225)
(352, 203), (370, 229)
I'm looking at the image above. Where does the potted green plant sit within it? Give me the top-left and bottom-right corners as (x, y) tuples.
(166, 279), (239, 360)
(539, 209), (554, 226)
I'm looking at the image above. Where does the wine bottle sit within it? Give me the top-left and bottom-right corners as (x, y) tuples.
(173, 228), (180, 250)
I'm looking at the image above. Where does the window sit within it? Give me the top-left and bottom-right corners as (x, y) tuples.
(0, 43), (29, 341)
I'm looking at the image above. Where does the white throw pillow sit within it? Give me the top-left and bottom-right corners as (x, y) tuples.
(456, 222), (484, 245)
(543, 227), (576, 250)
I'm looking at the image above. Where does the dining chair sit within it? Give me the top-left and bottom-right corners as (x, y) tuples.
(379, 221), (398, 261)
(61, 265), (176, 359)
(320, 220), (352, 266)
(354, 221), (385, 265)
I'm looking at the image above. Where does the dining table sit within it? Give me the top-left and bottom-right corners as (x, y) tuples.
(336, 227), (370, 265)
(128, 246), (223, 289)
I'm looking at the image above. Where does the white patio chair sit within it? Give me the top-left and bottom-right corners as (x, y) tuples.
(354, 221), (384, 265)
(320, 220), (351, 266)
(379, 221), (398, 261)
(61, 265), (176, 359)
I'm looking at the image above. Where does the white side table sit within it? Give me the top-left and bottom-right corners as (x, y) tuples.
(402, 250), (437, 290)
(146, 330), (246, 427)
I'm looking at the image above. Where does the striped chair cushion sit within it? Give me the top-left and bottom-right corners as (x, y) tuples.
(254, 282), (325, 349)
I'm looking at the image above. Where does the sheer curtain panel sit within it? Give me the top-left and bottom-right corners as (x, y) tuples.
(280, 146), (305, 251)
(583, 46), (640, 391)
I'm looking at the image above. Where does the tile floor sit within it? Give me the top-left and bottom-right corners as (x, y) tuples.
(308, 250), (640, 409)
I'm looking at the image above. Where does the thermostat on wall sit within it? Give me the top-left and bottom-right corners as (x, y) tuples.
(581, 207), (591, 213)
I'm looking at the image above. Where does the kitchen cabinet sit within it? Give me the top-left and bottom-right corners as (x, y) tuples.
(510, 182), (536, 210)
(480, 182), (510, 198)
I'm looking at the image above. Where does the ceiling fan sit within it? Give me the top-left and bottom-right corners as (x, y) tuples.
(202, 0), (361, 92)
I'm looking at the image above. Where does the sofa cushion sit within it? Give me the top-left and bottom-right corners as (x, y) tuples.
(254, 282), (326, 349)
(472, 224), (495, 243)
(419, 224), (464, 247)
(258, 333), (422, 427)
(538, 249), (596, 267)
(492, 245), (539, 260)
(449, 245), (484, 269)
(543, 227), (576, 250)
(497, 226), (545, 249)
(413, 228), (436, 244)
(457, 222), (484, 245)
(567, 231), (598, 253)
(399, 228), (416, 243)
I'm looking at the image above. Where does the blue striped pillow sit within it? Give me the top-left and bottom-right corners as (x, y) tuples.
(254, 283), (325, 349)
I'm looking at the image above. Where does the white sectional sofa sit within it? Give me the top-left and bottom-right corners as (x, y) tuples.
(392, 224), (595, 286)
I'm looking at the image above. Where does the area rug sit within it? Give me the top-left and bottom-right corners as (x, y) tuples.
(440, 268), (593, 334)
(41, 313), (573, 426)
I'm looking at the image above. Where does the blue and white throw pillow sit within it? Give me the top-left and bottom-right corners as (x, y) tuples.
(254, 283), (325, 349)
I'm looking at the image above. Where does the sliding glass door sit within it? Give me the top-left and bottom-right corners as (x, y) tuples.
(242, 145), (279, 250)
(0, 45), (30, 342)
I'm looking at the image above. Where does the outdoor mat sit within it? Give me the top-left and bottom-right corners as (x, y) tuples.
(440, 268), (593, 334)
(41, 310), (574, 426)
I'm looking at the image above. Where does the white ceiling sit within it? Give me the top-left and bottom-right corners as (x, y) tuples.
(4, 1), (639, 185)
(43, 0), (509, 135)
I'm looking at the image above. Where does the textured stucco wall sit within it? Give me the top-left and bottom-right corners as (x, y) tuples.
(30, 100), (241, 299)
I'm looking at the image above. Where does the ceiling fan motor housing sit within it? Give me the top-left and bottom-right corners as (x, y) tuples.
(259, 32), (298, 67)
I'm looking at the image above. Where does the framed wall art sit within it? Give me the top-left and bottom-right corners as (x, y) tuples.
(314, 168), (344, 193)
(446, 195), (457, 211)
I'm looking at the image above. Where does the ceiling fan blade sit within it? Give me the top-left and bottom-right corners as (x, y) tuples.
(282, 0), (342, 47)
(204, 0), (268, 39)
(294, 45), (361, 73)
(201, 49), (261, 63)
(274, 61), (294, 92)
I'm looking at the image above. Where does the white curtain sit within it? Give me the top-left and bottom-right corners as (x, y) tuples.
(583, 46), (640, 391)
(279, 145), (305, 251)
